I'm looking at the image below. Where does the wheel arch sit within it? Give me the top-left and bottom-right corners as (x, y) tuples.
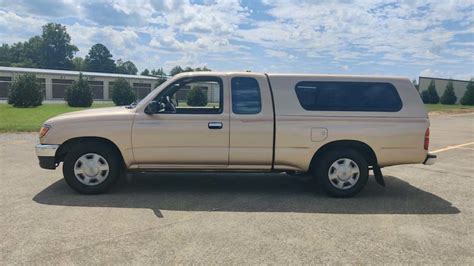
(55, 137), (125, 167)
(309, 140), (378, 172)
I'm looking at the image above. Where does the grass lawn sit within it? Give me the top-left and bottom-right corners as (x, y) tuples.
(424, 103), (474, 113)
(0, 103), (114, 132)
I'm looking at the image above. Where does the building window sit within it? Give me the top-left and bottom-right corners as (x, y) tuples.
(231, 77), (262, 114)
(133, 83), (152, 99)
(295, 81), (402, 112)
(0, 77), (12, 99)
(52, 79), (74, 99)
(88, 80), (104, 100)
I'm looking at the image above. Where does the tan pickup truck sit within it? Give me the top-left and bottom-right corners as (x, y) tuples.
(36, 72), (436, 197)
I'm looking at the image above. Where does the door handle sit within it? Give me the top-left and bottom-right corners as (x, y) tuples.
(208, 122), (223, 129)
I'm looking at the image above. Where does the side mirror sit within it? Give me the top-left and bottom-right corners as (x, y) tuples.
(145, 101), (160, 114)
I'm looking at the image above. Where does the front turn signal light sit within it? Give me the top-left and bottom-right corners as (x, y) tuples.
(39, 125), (51, 138)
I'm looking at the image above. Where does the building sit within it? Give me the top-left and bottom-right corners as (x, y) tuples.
(0, 66), (160, 101)
(418, 76), (471, 104)
(175, 81), (220, 104)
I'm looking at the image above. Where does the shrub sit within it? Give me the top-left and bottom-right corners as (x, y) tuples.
(421, 80), (439, 104)
(187, 86), (207, 106)
(460, 79), (474, 105)
(65, 73), (93, 107)
(7, 73), (43, 107)
(111, 77), (135, 106)
(440, 80), (457, 105)
(420, 90), (431, 104)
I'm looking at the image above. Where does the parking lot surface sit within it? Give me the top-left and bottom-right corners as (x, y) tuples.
(1, 113), (473, 264)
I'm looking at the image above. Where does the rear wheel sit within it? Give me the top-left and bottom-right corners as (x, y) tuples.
(314, 149), (368, 197)
(63, 142), (121, 194)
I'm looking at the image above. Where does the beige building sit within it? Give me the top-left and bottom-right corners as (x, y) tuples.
(0, 66), (159, 101)
(418, 76), (471, 104)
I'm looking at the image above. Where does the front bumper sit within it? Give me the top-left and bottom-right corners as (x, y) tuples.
(423, 153), (437, 165)
(35, 144), (59, 169)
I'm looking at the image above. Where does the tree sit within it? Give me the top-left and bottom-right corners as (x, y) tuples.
(41, 23), (78, 69)
(187, 86), (208, 106)
(0, 44), (12, 66)
(170, 66), (184, 76)
(421, 80), (439, 104)
(116, 59), (138, 75)
(195, 66), (211, 72)
(420, 90), (431, 104)
(460, 79), (474, 105)
(72, 57), (85, 71)
(111, 78), (136, 106)
(84, 43), (116, 73)
(7, 73), (43, 107)
(141, 69), (150, 76)
(65, 73), (93, 107)
(5, 42), (38, 67)
(151, 68), (166, 77)
(151, 68), (167, 85)
(440, 80), (457, 105)
(23, 36), (43, 67)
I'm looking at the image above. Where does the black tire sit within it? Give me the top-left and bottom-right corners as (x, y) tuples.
(62, 141), (121, 194)
(314, 149), (369, 198)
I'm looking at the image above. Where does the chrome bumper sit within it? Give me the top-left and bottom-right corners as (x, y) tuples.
(423, 153), (437, 165)
(35, 144), (59, 157)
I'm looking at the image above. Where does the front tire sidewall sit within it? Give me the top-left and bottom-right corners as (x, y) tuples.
(63, 143), (120, 194)
(317, 149), (368, 197)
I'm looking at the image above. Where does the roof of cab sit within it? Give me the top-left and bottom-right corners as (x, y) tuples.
(172, 71), (409, 82)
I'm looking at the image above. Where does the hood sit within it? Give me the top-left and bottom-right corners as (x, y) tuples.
(45, 106), (134, 125)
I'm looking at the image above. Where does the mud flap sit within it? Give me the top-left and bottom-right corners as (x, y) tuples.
(372, 165), (385, 187)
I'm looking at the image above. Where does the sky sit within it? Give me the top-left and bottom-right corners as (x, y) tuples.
(0, 0), (473, 80)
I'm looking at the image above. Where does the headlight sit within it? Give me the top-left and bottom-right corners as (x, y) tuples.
(39, 124), (51, 138)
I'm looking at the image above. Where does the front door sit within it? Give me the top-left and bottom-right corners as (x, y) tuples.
(131, 76), (230, 169)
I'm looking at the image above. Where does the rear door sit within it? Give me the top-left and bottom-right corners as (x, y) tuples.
(228, 74), (274, 169)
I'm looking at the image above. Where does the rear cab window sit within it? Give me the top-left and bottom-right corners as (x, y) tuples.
(231, 77), (262, 114)
(295, 81), (402, 112)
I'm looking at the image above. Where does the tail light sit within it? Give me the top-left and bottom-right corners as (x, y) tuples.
(424, 128), (430, 150)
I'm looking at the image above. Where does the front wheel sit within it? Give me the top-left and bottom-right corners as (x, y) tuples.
(63, 142), (121, 194)
(314, 149), (369, 197)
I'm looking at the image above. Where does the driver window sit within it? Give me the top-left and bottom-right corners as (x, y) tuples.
(159, 78), (222, 114)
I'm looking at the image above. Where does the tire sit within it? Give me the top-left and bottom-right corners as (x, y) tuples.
(62, 141), (121, 194)
(314, 149), (369, 198)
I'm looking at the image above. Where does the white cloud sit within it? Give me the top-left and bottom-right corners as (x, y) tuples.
(0, 0), (472, 77)
(420, 68), (473, 81)
(0, 11), (46, 43)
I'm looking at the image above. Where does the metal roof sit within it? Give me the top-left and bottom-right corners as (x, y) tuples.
(0, 66), (159, 80)
(419, 76), (471, 83)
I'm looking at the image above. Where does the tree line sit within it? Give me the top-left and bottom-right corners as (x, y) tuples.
(0, 22), (212, 77)
(413, 79), (474, 105)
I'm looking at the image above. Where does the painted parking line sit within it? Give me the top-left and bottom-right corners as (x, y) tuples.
(455, 147), (474, 151)
(431, 141), (474, 154)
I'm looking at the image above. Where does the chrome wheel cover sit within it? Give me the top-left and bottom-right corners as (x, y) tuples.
(328, 158), (360, 190)
(73, 153), (109, 186)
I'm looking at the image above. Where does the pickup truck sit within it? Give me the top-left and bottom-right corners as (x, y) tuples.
(36, 72), (436, 197)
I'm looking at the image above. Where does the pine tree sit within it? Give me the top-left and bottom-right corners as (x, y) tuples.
(460, 79), (474, 105)
(440, 80), (457, 105)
